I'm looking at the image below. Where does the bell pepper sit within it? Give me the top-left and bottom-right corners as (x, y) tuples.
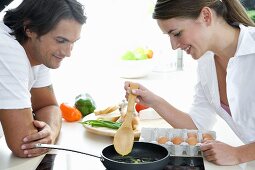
(135, 103), (149, 113)
(74, 93), (96, 117)
(60, 103), (82, 122)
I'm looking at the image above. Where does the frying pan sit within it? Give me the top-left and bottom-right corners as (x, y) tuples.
(36, 141), (170, 170)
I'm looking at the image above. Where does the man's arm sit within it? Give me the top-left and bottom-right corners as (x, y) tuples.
(19, 85), (62, 157)
(0, 108), (38, 157)
(30, 85), (62, 144)
(0, 85), (62, 158)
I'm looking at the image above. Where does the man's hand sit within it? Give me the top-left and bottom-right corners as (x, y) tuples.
(21, 85), (62, 157)
(21, 120), (53, 157)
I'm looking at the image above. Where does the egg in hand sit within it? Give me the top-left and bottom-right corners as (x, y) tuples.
(202, 133), (214, 141)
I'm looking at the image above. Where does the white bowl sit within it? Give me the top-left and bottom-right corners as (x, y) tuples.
(118, 59), (154, 78)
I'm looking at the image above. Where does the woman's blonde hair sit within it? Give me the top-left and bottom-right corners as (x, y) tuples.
(153, 0), (255, 26)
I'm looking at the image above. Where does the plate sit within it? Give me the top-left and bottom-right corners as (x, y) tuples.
(82, 113), (141, 138)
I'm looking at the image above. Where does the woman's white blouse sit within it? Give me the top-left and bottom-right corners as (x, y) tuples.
(189, 24), (255, 144)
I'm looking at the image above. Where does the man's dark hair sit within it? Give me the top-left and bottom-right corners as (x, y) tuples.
(3, 0), (87, 44)
(0, 0), (14, 12)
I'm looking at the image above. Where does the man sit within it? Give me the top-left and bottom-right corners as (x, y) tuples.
(0, 0), (86, 158)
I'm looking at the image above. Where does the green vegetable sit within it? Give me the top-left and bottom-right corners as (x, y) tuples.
(112, 156), (157, 163)
(247, 10), (255, 22)
(74, 93), (96, 117)
(81, 120), (122, 129)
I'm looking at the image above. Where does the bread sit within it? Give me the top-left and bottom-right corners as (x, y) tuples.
(132, 116), (140, 130)
(94, 105), (119, 115)
(96, 109), (121, 122)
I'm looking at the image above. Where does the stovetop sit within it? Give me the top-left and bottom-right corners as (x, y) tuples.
(36, 154), (205, 170)
(164, 156), (205, 170)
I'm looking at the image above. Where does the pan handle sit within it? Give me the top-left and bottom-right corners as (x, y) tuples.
(35, 143), (101, 159)
(100, 157), (105, 162)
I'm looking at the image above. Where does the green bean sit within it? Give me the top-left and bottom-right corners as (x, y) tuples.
(80, 120), (122, 129)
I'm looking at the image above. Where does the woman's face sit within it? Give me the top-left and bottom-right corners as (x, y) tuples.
(26, 19), (82, 68)
(157, 14), (212, 60)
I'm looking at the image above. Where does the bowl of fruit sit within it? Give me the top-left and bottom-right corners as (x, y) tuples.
(118, 47), (154, 79)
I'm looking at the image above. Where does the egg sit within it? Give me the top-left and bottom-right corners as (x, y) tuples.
(187, 132), (197, 139)
(186, 137), (198, 146)
(202, 133), (214, 141)
(171, 136), (183, 145)
(157, 136), (169, 144)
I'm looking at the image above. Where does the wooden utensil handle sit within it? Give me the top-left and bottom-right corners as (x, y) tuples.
(127, 83), (139, 111)
(123, 83), (139, 126)
(127, 95), (136, 112)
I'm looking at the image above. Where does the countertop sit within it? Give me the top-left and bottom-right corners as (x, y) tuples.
(1, 117), (255, 170)
(1, 71), (255, 170)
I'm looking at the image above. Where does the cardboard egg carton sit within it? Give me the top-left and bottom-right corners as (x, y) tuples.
(139, 127), (216, 157)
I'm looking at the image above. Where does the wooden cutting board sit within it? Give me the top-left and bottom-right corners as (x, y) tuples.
(82, 113), (141, 138)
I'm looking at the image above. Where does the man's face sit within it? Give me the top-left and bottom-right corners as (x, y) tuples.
(26, 19), (82, 69)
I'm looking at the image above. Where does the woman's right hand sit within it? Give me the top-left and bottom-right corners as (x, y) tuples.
(124, 81), (159, 108)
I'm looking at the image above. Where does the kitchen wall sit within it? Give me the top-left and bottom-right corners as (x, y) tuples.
(48, 0), (195, 104)
(0, 0), (197, 136)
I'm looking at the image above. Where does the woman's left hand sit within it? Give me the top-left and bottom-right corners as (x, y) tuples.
(21, 120), (54, 157)
(200, 140), (240, 165)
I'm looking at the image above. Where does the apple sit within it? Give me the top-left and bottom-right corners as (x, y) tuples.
(121, 50), (136, 60)
(121, 48), (153, 60)
(145, 49), (153, 59)
(134, 47), (148, 60)
(134, 47), (145, 54)
(134, 52), (148, 60)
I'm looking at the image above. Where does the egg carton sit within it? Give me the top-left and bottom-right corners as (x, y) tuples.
(139, 127), (216, 157)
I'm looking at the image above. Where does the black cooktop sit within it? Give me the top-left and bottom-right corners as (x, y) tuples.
(36, 154), (205, 170)
(164, 156), (205, 170)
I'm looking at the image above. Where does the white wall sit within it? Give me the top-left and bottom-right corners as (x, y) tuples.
(0, 0), (197, 111)
(0, 0), (197, 129)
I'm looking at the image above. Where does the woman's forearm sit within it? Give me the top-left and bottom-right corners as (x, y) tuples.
(237, 142), (255, 164)
(152, 97), (197, 129)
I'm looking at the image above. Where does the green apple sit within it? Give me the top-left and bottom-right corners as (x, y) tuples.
(134, 47), (145, 54)
(134, 52), (148, 60)
(121, 51), (136, 60)
(134, 47), (148, 60)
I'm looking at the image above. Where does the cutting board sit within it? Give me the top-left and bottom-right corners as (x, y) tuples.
(82, 113), (141, 138)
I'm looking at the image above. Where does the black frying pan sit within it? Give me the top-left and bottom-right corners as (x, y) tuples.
(36, 142), (170, 170)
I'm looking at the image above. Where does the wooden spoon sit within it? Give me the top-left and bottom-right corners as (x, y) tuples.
(113, 83), (139, 156)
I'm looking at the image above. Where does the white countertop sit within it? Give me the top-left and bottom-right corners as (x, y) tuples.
(1, 117), (255, 170)
(1, 71), (255, 170)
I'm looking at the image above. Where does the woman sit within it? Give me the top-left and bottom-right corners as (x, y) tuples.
(125, 0), (255, 165)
